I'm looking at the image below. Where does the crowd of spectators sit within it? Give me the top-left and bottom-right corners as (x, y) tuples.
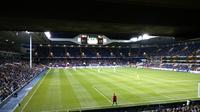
(35, 41), (200, 58)
(0, 61), (45, 102)
(45, 58), (134, 67)
(144, 63), (200, 72)
(35, 41), (200, 72)
(159, 104), (200, 112)
(147, 103), (200, 112)
(42, 58), (200, 72)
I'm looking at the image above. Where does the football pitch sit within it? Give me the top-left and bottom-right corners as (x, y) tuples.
(15, 67), (200, 112)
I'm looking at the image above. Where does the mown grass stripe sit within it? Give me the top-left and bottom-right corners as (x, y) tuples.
(73, 68), (112, 106)
(65, 69), (98, 108)
(14, 67), (200, 112)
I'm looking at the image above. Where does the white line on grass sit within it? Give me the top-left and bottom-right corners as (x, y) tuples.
(93, 86), (112, 104)
(20, 69), (51, 112)
(11, 92), (28, 112)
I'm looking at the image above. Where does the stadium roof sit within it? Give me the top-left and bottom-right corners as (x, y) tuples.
(0, 0), (200, 41)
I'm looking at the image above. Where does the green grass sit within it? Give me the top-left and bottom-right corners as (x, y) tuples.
(15, 67), (200, 112)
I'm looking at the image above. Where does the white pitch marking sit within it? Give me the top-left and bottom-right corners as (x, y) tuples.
(21, 70), (50, 112)
(93, 86), (112, 104)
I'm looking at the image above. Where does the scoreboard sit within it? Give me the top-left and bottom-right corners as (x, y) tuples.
(97, 36), (103, 45)
(79, 34), (106, 45)
(80, 35), (87, 45)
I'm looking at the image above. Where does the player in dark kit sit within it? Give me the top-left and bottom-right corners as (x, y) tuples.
(112, 93), (117, 105)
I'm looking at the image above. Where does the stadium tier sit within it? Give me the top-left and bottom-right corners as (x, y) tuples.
(32, 41), (200, 71)
(0, 60), (46, 101)
(34, 41), (200, 58)
(2, 1), (200, 111)
(0, 32), (200, 112)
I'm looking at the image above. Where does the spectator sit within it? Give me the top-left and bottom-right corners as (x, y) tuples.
(0, 61), (45, 102)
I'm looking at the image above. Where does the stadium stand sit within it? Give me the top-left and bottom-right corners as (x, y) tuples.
(34, 40), (200, 72)
(0, 59), (45, 102)
(35, 41), (200, 58)
(0, 36), (200, 112)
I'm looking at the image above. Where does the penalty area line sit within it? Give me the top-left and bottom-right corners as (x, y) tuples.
(93, 86), (112, 104)
(20, 70), (51, 112)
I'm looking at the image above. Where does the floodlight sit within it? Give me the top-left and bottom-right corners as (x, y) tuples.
(138, 36), (143, 41)
(44, 31), (51, 39)
(130, 37), (138, 42)
(25, 31), (30, 34)
(142, 34), (150, 39)
(142, 33), (157, 40)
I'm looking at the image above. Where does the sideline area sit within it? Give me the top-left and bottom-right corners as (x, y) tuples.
(0, 69), (48, 112)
